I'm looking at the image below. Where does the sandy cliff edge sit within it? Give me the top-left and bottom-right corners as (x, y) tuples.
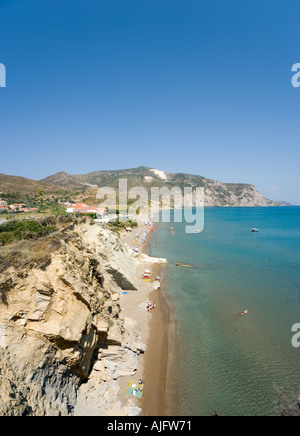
(0, 219), (167, 416)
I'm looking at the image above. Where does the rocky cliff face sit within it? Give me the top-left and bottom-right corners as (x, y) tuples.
(40, 167), (285, 207)
(0, 221), (143, 416)
(202, 179), (280, 207)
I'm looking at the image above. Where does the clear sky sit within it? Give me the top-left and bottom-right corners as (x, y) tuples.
(0, 0), (300, 203)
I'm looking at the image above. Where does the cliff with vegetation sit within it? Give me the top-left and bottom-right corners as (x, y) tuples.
(0, 217), (145, 416)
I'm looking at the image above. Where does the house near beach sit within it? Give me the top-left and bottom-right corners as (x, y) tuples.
(66, 203), (108, 218)
(9, 204), (27, 211)
(8, 204), (38, 213)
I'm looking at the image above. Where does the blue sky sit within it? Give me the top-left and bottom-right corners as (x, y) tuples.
(0, 0), (300, 203)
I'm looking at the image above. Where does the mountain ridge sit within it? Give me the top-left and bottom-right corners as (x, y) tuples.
(40, 167), (284, 207)
(0, 168), (286, 207)
(0, 173), (73, 195)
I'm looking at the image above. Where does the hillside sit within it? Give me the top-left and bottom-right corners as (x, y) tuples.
(40, 167), (284, 207)
(0, 169), (284, 207)
(0, 174), (76, 204)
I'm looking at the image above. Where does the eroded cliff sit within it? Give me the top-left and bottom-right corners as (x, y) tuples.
(0, 219), (143, 416)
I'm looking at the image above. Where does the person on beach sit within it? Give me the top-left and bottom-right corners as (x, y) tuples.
(138, 380), (143, 392)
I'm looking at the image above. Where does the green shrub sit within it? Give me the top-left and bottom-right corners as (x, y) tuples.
(108, 218), (138, 232)
(0, 220), (55, 246)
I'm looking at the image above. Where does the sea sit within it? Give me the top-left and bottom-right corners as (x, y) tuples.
(149, 207), (300, 416)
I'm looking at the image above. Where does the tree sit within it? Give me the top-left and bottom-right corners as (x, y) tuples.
(35, 188), (47, 211)
(35, 188), (49, 223)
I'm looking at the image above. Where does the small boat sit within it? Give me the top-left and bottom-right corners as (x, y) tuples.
(241, 310), (248, 316)
(252, 228), (259, 233)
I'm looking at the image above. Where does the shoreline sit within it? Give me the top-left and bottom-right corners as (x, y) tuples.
(120, 220), (178, 416)
(141, 265), (178, 416)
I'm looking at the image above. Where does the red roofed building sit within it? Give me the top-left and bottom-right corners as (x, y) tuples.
(9, 204), (27, 211)
(66, 203), (107, 216)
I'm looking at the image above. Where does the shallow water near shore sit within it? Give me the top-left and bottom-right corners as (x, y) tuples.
(149, 207), (300, 416)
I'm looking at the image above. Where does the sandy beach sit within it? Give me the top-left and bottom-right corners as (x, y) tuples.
(118, 220), (178, 416)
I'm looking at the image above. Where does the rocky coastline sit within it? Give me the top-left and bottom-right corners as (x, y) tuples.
(0, 218), (167, 416)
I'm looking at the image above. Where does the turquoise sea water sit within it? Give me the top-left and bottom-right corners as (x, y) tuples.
(149, 207), (300, 416)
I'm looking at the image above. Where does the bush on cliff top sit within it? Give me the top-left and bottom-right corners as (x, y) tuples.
(0, 220), (56, 246)
(108, 218), (138, 232)
(0, 218), (78, 273)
